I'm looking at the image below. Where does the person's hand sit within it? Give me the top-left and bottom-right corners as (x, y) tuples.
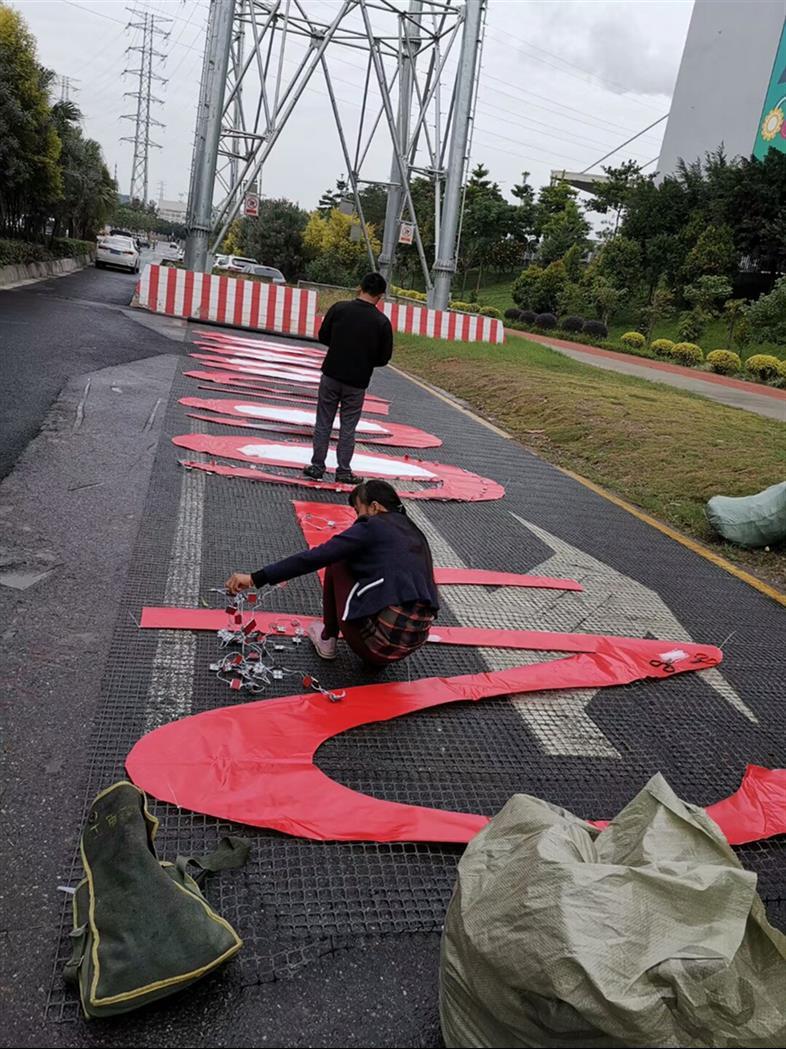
(225, 572), (254, 595)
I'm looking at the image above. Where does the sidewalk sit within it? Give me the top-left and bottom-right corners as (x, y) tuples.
(508, 329), (786, 422)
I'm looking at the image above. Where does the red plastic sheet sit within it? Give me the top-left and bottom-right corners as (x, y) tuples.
(189, 353), (323, 385)
(183, 370), (391, 415)
(194, 342), (323, 370)
(178, 397), (442, 449)
(705, 765), (786, 845)
(292, 501), (582, 591)
(139, 606), (720, 664)
(126, 643), (723, 843)
(194, 329), (324, 360)
(172, 434), (505, 502)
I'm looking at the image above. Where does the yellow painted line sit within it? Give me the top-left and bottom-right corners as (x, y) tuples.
(393, 364), (786, 608)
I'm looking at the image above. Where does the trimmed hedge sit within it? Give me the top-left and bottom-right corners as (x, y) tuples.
(745, 354), (782, 381)
(559, 315), (584, 333)
(504, 307), (522, 320)
(0, 237), (94, 266)
(479, 305), (502, 319)
(706, 349), (741, 375)
(519, 309), (536, 324)
(534, 312), (557, 329)
(672, 342), (704, 365)
(620, 331), (646, 350)
(582, 319), (608, 339)
(651, 338), (675, 358)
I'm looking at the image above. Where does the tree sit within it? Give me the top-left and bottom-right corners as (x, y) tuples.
(594, 235), (641, 290)
(232, 197), (310, 279)
(590, 275), (626, 325)
(302, 207), (380, 286)
(682, 223), (738, 283)
(587, 160), (649, 236)
(747, 276), (786, 345)
(638, 283), (675, 343)
(537, 199), (590, 265)
(50, 101), (115, 239)
(683, 274), (733, 316)
(0, 4), (62, 235)
(510, 171), (537, 248)
(458, 163), (516, 292)
(723, 298), (748, 345)
(533, 179), (576, 235)
(511, 260), (566, 314)
(317, 176), (349, 215)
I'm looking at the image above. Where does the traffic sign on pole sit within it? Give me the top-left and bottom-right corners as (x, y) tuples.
(244, 192), (259, 217)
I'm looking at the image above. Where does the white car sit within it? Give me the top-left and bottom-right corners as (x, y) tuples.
(248, 264), (285, 284)
(225, 255), (258, 273)
(96, 235), (140, 273)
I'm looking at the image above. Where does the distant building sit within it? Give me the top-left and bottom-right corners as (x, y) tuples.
(158, 198), (187, 224)
(657, 0), (786, 176)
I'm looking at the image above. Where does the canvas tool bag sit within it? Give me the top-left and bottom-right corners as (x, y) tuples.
(64, 780), (248, 1018)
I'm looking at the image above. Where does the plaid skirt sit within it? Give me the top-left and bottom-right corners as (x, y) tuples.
(358, 601), (435, 663)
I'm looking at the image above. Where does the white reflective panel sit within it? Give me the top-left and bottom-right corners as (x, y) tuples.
(235, 403), (385, 434)
(238, 443), (435, 478)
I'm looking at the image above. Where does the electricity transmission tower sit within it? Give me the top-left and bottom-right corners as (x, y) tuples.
(121, 8), (171, 205)
(184, 0), (486, 308)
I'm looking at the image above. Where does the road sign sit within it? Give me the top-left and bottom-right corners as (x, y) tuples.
(398, 222), (414, 245)
(243, 193), (259, 217)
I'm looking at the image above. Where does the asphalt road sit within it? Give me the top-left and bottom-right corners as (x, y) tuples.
(0, 253), (166, 480)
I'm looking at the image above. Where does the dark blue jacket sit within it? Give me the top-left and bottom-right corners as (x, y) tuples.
(252, 512), (439, 621)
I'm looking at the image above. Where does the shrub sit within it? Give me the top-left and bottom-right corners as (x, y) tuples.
(519, 309), (536, 324)
(620, 331), (646, 350)
(534, 312), (557, 329)
(677, 308), (708, 342)
(559, 315), (584, 333)
(747, 275), (786, 345)
(779, 359), (786, 382)
(582, 319), (608, 339)
(672, 342), (704, 366)
(706, 349), (741, 375)
(467, 302), (481, 313)
(504, 307), (522, 320)
(745, 354), (782, 381)
(479, 305), (502, 318)
(651, 338), (675, 357)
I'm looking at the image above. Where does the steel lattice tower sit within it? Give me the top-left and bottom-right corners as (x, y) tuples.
(121, 8), (171, 205)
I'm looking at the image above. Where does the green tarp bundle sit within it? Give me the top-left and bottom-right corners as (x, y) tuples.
(440, 775), (786, 1048)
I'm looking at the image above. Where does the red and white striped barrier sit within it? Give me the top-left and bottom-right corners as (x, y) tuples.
(136, 264), (317, 338)
(379, 300), (504, 344)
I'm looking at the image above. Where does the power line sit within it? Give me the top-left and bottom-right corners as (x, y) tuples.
(580, 114), (669, 173)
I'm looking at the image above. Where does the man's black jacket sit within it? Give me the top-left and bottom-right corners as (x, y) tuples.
(318, 298), (393, 389)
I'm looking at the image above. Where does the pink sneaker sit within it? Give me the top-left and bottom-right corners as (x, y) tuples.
(307, 621), (337, 660)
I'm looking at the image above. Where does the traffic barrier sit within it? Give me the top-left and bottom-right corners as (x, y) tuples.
(380, 300), (504, 344)
(136, 264), (317, 338)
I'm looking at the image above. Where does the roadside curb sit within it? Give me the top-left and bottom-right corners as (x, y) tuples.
(0, 252), (93, 290)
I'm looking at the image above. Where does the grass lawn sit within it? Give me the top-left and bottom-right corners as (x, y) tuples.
(393, 331), (786, 591)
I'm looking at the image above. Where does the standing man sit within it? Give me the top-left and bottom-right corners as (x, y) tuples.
(304, 272), (393, 485)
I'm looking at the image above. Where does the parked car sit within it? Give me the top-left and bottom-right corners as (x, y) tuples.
(225, 255), (258, 273)
(110, 227), (135, 240)
(248, 264), (285, 284)
(214, 254), (229, 269)
(138, 237), (150, 249)
(96, 235), (140, 273)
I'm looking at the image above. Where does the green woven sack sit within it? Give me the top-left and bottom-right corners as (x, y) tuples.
(64, 781), (248, 1018)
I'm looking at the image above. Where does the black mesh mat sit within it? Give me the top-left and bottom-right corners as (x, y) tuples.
(46, 339), (786, 1036)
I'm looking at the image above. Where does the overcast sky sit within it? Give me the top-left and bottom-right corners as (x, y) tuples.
(15, 0), (693, 209)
